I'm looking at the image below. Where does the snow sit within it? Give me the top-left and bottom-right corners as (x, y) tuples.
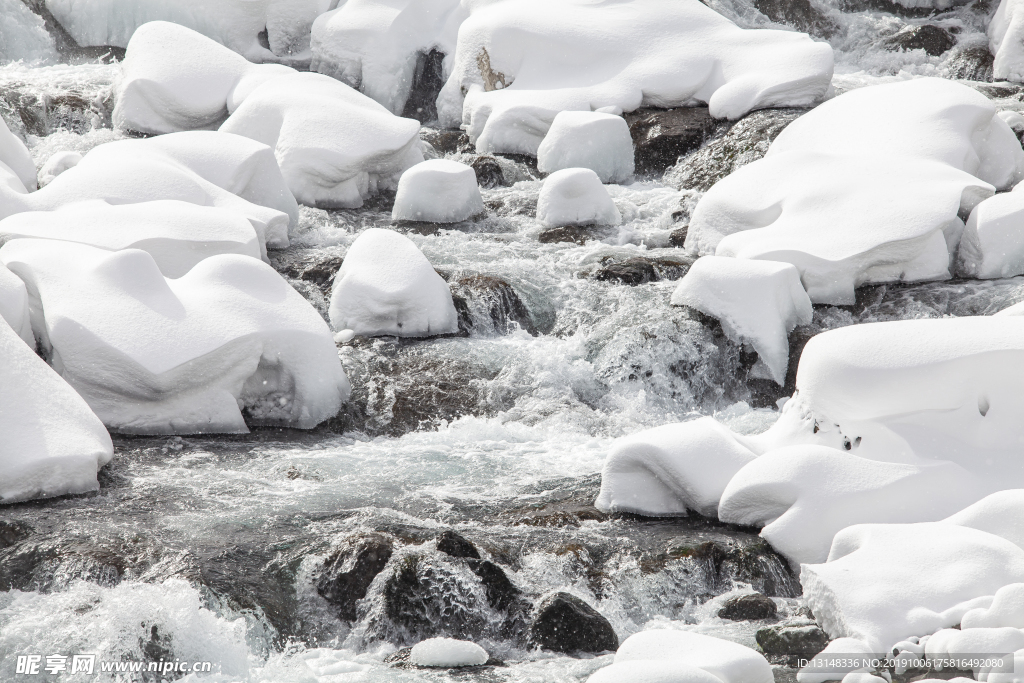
(310, 0), (466, 115)
(38, 151), (82, 188)
(958, 188), (1024, 279)
(0, 261), (32, 345)
(0, 114), (38, 192)
(536, 168), (621, 228)
(588, 661), (725, 683)
(536, 111), (635, 184)
(328, 228), (459, 338)
(686, 78), (1024, 304)
(609, 629), (774, 683)
(0, 0), (57, 66)
(0, 239), (349, 434)
(436, 0), (833, 155)
(0, 200), (266, 278)
(392, 159), (484, 223)
(0, 314), (113, 504)
(991, 0), (1024, 82)
(670, 256), (812, 384)
(962, 584), (1024, 629)
(798, 638), (877, 683)
(594, 417), (757, 517)
(408, 638), (488, 667)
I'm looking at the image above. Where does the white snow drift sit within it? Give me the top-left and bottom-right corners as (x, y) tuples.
(1, 239), (350, 434)
(0, 115), (38, 193)
(536, 169), (621, 229)
(328, 228), (459, 337)
(670, 256), (812, 384)
(392, 160), (484, 223)
(686, 78), (1024, 304)
(0, 261), (32, 345)
(958, 187), (1024, 279)
(536, 112), (635, 184)
(0, 201), (265, 278)
(0, 314), (113, 505)
(437, 0), (833, 155)
(409, 638), (488, 667)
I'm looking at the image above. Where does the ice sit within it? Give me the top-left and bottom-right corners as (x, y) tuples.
(436, 0), (833, 154)
(310, 0), (467, 115)
(408, 638), (488, 667)
(0, 262), (31, 345)
(0, 314), (113, 504)
(536, 168), (622, 229)
(328, 227), (459, 338)
(962, 584), (1024, 628)
(594, 417), (757, 517)
(670, 256), (812, 384)
(601, 629), (774, 683)
(0, 239), (350, 434)
(392, 159), (484, 223)
(0, 200), (266, 278)
(958, 188), (1024, 279)
(0, 114), (38, 192)
(0, 0), (57, 66)
(686, 78), (1024, 304)
(536, 111), (635, 183)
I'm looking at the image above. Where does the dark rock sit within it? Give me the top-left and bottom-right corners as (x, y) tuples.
(471, 156), (505, 188)
(0, 520), (30, 549)
(450, 274), (537, 336)
(947, 45), (994, 82)
(881, 25), (957, 56)
(591, 256), (694, 286)
(402, 49), (446, 123)
(753, 0), (839, 38)
(718, 593), (778, 620)
(832, 0), (948, 18)
(624, 107), (721, 176)
(669, 226), (689, 248)
(665, 108), (805, 192)
(420, 128), (474, 155)
(270, 249), (345, 297)
(756, 623), (830, 661)
(436, 530), (480, 559)
(20, 0), (125, 62)
(316, 534), (394, 621)
(468, 559), (524, 614)
(639, 540), (801, 598)
(529, 592), (618, 654)
(538, 225), (615, 245)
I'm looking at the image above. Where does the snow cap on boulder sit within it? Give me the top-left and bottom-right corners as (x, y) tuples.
(537, 111), (635, 184)
(392, 160), (485, 223)
(537, 168), (621, 228)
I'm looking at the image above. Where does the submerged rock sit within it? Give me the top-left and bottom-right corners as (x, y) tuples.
(590, 256), (694, 285)
(718, 593), (778, 620)
(436, 530), (480, 559)
(625, 107), (720, 176)
(449, 274), (538, 336)
(947, 45), (994, 82)
(316, 534), (395, 621)
(539, 225), (617, 245)
(529, 592), (618, 654)
(881, 25), (957, 56)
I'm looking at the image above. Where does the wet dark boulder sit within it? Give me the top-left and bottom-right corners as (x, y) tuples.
(270, 248), (345, 298)
(316, 534), (395, 621)
(669, 226), (689, 248)
(528, 592), (618, 654)
(449, 274), (538, 336)
(718, 593), (778, 620)
(420, 128), (474, 156)
(881, 25), (958, 56)
(538, 225), (616, 245)
(753, 0), (839, 38)
(624, 107), (721, 176)
(436, 530), (480, 559)
(591, 256), (694, 285)
(756, 623), (830, 663)
(471, 156), (505, 188)
(402, 49), (446, 123)
(947, 45), (994, 82)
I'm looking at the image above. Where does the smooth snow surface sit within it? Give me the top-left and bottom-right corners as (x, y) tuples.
(437, 0), (833, 154)
(536, 111), (635, 183)
(958, 188), (1024, 279)
(594, 417), (757, 517)
(670, 256), (812, 384)
(0, 201), (265, 277)
(392, 159), (484, 223)
(0, 114), (38, 192)
(0, 314), (113, 504)
(409, 638), (488, 667)
(310, 0), (466, 115)
(609, 629), (774, 683)
(328, 228), (458, 338)
(0, 239), (349, 434)
(991, 0), (1024, 82)
(37, 151), (81, 188)
(536, 168), (621, 228)
(686, 78), (1024, 304)
(589, 661), (725, 683)
(962, 584), (1024, 629)
(0, 261), (32, 345)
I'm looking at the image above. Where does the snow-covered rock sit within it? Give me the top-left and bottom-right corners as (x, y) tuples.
(588, 661), (724, 683)
(924, 626), (1024, 677)
(594, 417), (757, 517)
(0, 314), (113, 504)
(310, 0), (467, 115)
(958, 188), (1024, 279)
(392, 160), (484, 223)
(38, 151), (82, 188)
(409, 638), (488, 667)
(0, 201), (265, 278)
(328, 228), (458, 337)
(670, 256), (812, 384)
(437, 0), (833, 155)
(991, 0), (1024, 82)
(536, 169), (621, 228)
(962, 584), (1024, 628)
(536, 112), (634, 184)
(0, 261), (32, 345)
(603, 630), (774, 683)
(686, 78), (1024, 304)
(0, 114), (38, 192)
(1, 239), (349, 434)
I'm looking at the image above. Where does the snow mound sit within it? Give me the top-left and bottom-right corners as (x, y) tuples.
(328, 228), (458, 338)
(588, 661), (724, 683)
(310, 0), (467, 115)
(670, 256), (811, 384)
(1, 239), (349, 434)
(437, 0), (833, 155)
(0, 114), (38, 192)
(0, 201), (265, 278)
(0, 261), (32, 345)
(610, 630), (774, 683)
(686, 78), (1024, 304)
(594, 417), (757, 517)
(0, 133), (297, 248)
(38, 151), (82, 188)
(0, 314), (113, 505)
(409, 638), (488, 667)
(992, 0), (1024, 82)
(958, 188), (1024, 279)
(45, 0), (332, 63)
(0, 0), (57, 66)
(536, 112), (634, 184)
(536, 168), (621, 228)
(392, 160), (484, 223)
(925, 627), (1024, 675)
